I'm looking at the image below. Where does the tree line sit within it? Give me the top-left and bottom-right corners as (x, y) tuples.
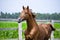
(0, 11), (60, 20)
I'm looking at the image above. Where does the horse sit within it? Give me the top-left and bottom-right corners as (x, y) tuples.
(18, 6), (55, 40)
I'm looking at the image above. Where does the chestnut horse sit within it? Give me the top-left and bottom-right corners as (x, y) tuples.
(18, 6), (55, 40)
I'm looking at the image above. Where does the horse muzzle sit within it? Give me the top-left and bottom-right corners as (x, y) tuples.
(18, 18), (24, 23)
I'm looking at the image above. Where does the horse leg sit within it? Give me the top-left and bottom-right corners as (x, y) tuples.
(25, 35), (33, 40)
(44, 38), (49, 40)
(25, 38), (32, 40)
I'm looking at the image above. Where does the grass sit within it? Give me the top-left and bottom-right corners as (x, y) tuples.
(0, 21), (18, 39)
(22, 22), (27, 30)
(0, 21), (18, 28)
(54, 22), (60, 29)
(0, 21), (60, 38)
(54, 30), (60, 38)
(53, 22), (60, 38)
(0, 30), (18, 39)
(0, 21), (27, 39)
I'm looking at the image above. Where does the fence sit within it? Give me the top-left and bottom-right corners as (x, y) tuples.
(0, 19), (60, 40)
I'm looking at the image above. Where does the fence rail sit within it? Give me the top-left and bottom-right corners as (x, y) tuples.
(0, 18), (17, 21)
(0, 28), (18, 31)
(0, 28), (60, 31)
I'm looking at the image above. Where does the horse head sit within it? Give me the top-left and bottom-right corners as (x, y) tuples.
(18, 6), (35, 23)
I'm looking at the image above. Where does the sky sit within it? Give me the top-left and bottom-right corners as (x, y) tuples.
(0, 0), (60, 13)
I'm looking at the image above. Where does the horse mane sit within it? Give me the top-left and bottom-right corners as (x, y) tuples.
(32, 13), (36, 18)
(30, 9), (36, 18)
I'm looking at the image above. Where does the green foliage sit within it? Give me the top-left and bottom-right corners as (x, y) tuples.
(0, 21), (27, 39)
(0, 12), (20, 19)
(22, 22), (27, 38)
(36, 13), (60, 20)
(0, 21), (18, 39)
(54, 30), (60, 38)
(22, 22), (27, 30)
(0, 11), (60, 20)
(0, 21), (60, 38)
(0, 21), (18, 28)
(0, 30), (18, 39)
(54, 22), (60, 38)
(54, 23), (60, 29)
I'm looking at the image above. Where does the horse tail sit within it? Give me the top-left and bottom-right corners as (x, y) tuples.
(49, 24), (55, 31)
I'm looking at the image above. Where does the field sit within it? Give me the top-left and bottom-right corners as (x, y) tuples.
(0, 21), (18, 28)
(0, 21), (18, 39)
(0, 21), (60, 39)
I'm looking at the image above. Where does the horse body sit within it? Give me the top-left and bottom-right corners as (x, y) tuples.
(18, 6), (55, 40)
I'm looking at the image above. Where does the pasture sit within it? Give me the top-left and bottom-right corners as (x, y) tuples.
(0, 21), (60, 39)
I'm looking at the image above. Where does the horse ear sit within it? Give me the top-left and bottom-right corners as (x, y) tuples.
(22, 6), (25, 10)
(27, 6), (29, 9)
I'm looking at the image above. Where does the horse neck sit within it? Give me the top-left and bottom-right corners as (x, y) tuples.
(26, 17), (38, 31)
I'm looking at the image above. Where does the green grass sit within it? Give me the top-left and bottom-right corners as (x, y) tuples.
(0, 30), (18, 39)
(0, 21), (18, 39)
(0, 21), (60, 38)
(54, 30), (60, 38)
(0, 21), (18, 28)
(54, 22), (60, 29)
(0, 21), (27, 39)
(22, 22), (27, 38)
(54, 22), (60, 38)
(22, 22), (27, 30)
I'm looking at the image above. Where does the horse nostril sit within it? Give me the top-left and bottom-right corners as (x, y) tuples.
(18, 19), (20, 23)
(18, 18), (24, 23)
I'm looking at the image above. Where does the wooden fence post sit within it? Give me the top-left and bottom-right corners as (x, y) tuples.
(18, 23), (22, 40)
(50, 20), (54, 40)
